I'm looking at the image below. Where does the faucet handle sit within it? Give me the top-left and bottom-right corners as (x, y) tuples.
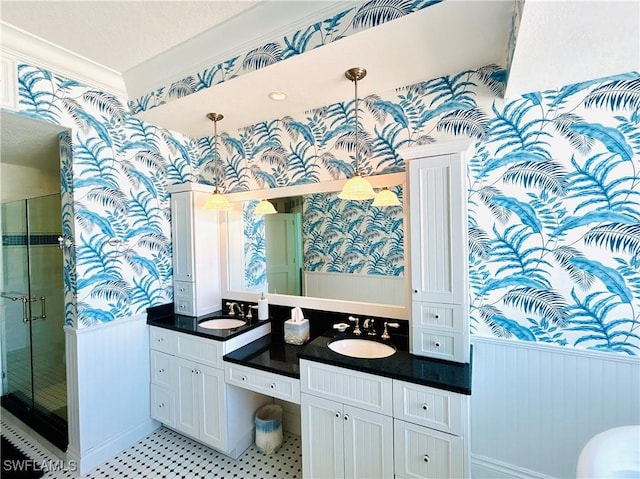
(225, 302), (236, 316)
(347, 316), (361, 335)
(381, 322), (400, 340)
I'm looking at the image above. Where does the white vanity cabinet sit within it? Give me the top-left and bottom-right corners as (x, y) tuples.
(300, 360), (394, 479)
(169, 184), (221, 317)
(149, 326), (270, 459)
(402, 141), (472, 363)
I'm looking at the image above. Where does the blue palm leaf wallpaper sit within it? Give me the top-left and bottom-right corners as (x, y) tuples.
(302, 188), (404, 276)
(15, 53), (640, 355)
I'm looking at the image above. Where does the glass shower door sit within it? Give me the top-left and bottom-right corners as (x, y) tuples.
(1, 194), (67, 449)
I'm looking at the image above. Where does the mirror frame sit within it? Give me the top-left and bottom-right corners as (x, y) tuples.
(220, 172), (409, 320)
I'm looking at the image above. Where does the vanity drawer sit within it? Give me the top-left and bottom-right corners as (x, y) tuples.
(225, 363), (300, 404)
(150, 326), (174, 353)
(151, 384), (175, 428)
(393, 380), (464, 435)
(151, 350), (173, 388)
(174, 280), (194, 299)
(300, 359), (392, 416)
(411, 328), (465, 363)
(174, 331), (223, 369)
(175, 299), (195, 316)
(394, 419), (464, 479)
(411, 302), (465, 332)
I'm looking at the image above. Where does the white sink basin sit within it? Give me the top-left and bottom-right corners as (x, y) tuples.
(328, 338), (396, 359)
(199, 318), (246, 329)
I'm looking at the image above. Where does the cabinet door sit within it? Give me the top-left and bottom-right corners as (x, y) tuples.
(343, 405), (394, 479)
(394, 420), (464, 479)
(174, 358), (200, 439)
(150, 384), (175, 428)
(301, 393), (344, 479)
(171, 192), (195, 282)
(409, 154), (467, 305)
(198, 365), (226, 450)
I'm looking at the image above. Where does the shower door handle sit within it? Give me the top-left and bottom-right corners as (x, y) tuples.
(38, 296), (46, 319)
(1, 293), (31, 323)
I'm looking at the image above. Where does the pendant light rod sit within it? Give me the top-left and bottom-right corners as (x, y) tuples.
(207, 112), (224, 190)
(345, 67), (366, 175)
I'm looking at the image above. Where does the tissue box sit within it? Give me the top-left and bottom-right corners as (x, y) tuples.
(284, 319), (310, 345)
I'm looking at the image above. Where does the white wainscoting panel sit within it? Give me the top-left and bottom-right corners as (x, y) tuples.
(65, 314), (158, 474)
(303, 271), (404, 306)
(470, 336), (640, 478)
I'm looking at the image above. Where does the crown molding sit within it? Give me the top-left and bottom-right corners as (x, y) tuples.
(1, 21), (127, 97)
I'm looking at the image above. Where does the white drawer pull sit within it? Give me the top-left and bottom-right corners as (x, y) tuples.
(242, 376), (247, 381)
(335, 412), (341, 419)
(434, 341), (441, 348)
(158, 403), (164, 408)
(159, 368), (164, 373)
(422, 403), (429, 411)
(179, 288), (185, 292)
(157, 338), (163, 342)
(344, 414), (350, 421)
(424, 454), (430, 463)
(434, 314), (440, 319)
(270, 383), (276, 389)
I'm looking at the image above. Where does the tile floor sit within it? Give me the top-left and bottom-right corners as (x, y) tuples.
(1, 413), (302, 478)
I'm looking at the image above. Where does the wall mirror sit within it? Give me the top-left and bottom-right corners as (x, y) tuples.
(220, 173), (408, 319)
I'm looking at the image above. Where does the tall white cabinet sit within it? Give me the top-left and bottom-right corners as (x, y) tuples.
(402, 141), (472, 364)
(169, 184), (221, 316)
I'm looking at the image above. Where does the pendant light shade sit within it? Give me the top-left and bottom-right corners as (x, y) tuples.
(372, 187), (401, 207)
(204, 112), (230, 211)
(339, 67), (375, 201)
(205, 189), (231, 210)
(338, 173), (376, 200)
(255, 199), (277, 215)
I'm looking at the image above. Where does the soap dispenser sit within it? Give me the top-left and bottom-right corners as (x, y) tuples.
(258, 292), (269, 320)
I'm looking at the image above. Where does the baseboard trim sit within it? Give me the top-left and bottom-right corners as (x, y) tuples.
(72, 417), (159, 474)
(471, 454), (558, 479)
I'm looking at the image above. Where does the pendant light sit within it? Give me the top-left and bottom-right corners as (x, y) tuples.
(204, 113), (231, 210)
(255, 199), (277, 215)
(338, 67), (376, 200)
(372, 186), (401, 207)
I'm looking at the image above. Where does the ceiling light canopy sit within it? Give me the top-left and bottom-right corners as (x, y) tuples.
(339, 67), (376, 201)
(204, 112), (230, 211)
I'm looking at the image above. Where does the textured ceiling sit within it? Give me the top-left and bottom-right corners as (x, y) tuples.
(0, 1), (260, 73)
(0, 111), (67, 170)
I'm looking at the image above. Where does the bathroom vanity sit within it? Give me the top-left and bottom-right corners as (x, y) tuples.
(149, 140), (474, 477)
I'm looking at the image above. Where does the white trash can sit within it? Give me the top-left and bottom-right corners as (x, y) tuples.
(255, 404), (283, 454)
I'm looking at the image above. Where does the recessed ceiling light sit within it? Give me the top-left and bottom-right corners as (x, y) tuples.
(268, 91), (288, 101)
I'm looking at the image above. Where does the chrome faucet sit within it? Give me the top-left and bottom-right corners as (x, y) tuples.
(226, 302), (244, 318)
(363, 318), (376, 336)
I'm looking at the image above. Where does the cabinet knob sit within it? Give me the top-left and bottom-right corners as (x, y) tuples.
(158, 403), (164, 408)
(179, 288), (185, 292)
(187, 273), (191, 278)
(422, 403), (429, 411)
(270, 383), (276, 389)
(335, 412), (341, 419)
(241, 376), (247, 381)
(179, 304), (185, 309)
(434, 314), (440, 319)
(191, 368), (195, 373)
(159, 368), (164, 373)
(434, 342), (441, 348)
(413, 289), (418, 294)
(424, 454), (430, 463)
(344, 414), (350, 421)
(196, 369), (201, 375)
(157, 338), (163, 342)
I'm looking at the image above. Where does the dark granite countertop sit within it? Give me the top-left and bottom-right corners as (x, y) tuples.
(147, 304), (270, 342)
(147, 303), (472, 395)
(298, 334), (472, 395)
